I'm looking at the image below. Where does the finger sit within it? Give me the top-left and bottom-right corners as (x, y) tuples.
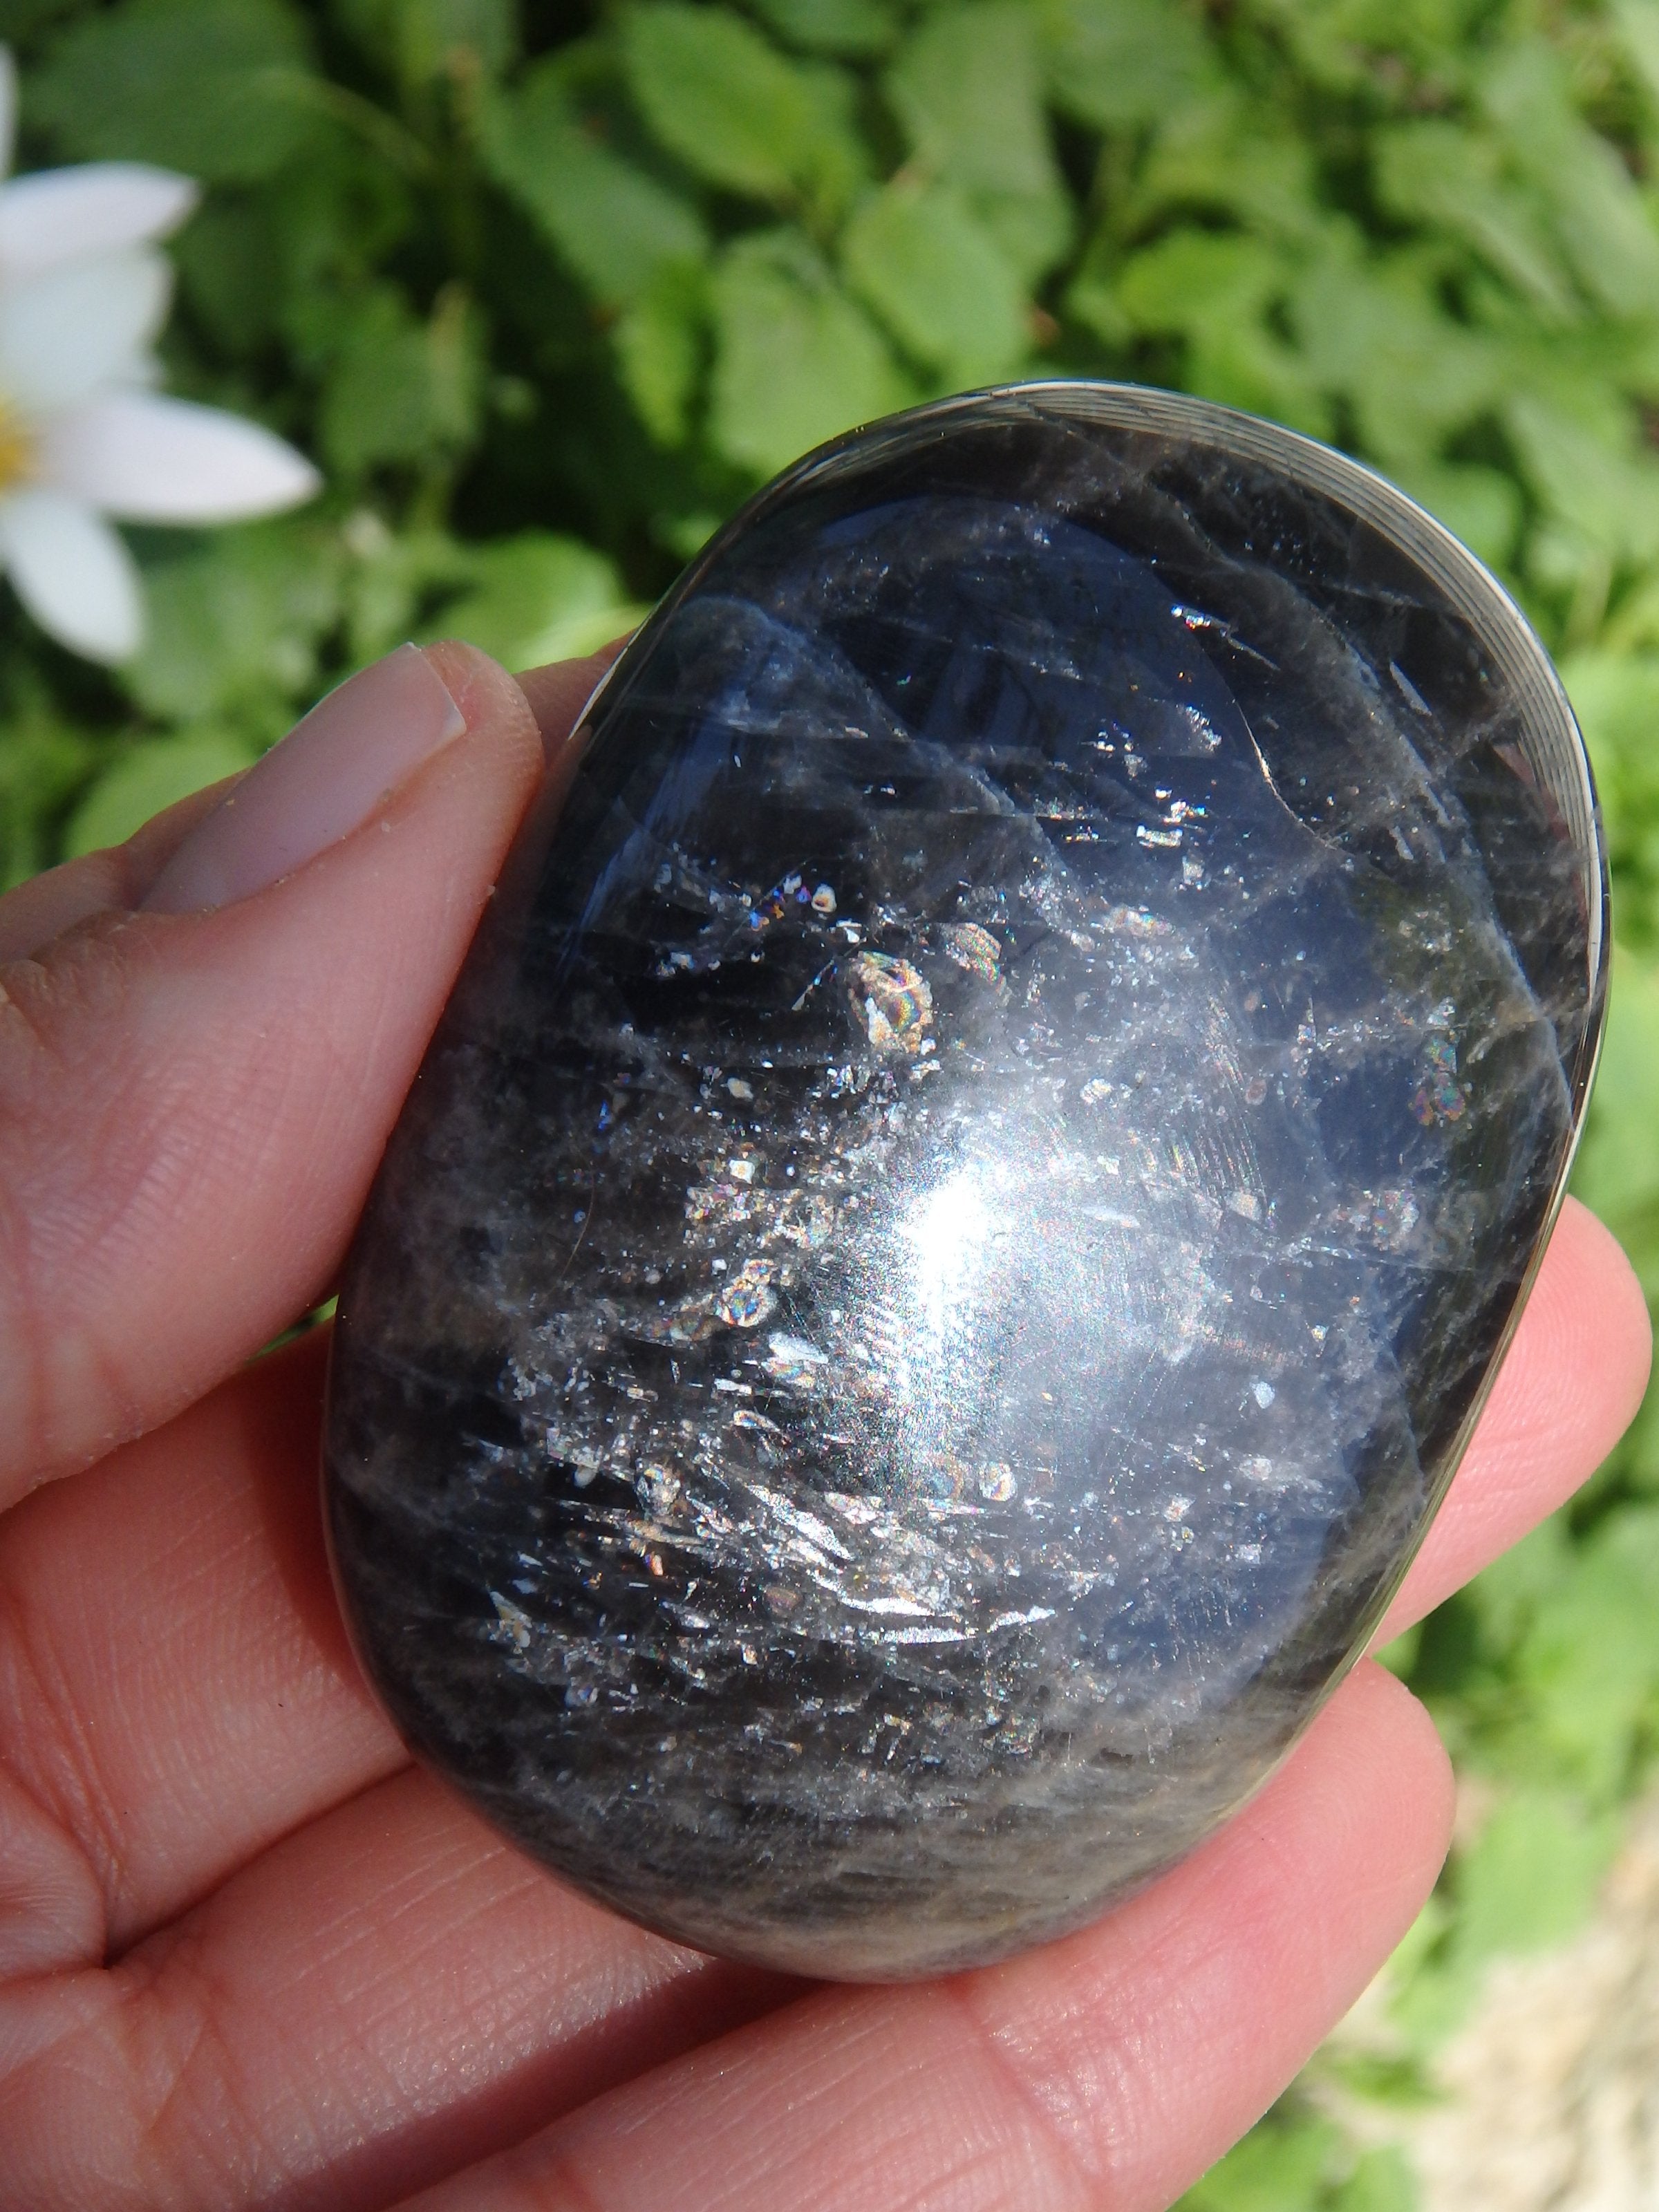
(0, 1329), (405, 1966)
(0, 640), (599, 1505)
(0, 1765), (797, 2211)
(1375, 1195), (1651, 1644)
(375, 1664), (1447, 2212)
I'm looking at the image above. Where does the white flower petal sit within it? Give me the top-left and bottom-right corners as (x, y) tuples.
(42, 391), (321, 522)
(0, 250), (171, 415)
(0, 50), (17, 185)
(0, 166), (199, 281)
(0, 489), (142, 662)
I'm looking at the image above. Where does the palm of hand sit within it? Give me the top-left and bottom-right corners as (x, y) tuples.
(0, 646), (1646, 2211)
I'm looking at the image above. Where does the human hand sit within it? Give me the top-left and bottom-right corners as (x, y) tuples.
(0, 641), (1647, 2209)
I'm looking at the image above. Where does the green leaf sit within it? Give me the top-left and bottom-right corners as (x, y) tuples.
(124, 522), (343, 733)
(1064, 256), (1133, 349)
(1385, 1888), (1454, 1994)
(710, 231), (912, 478)
(335, 0), (517, 86)
(614, 259), (709, 446)
(1515, 1508), (1659, 1793)
(885, 1), (1071, 281)
(1116, 227), (1281, 332)
(429, 532), (644, 668)
(1611, 1372), (1659, 1497)
(1335, 2141), (1416, 2212)
(655, 509), (724, 563)
(1562, 653), (1659, 861)
(1288, 242), (1500, 471)
(0, 0), (92, 40)
(318, 283), (482, 477)
(1451, 1787), (1618, 1964)
(1379, 1889), (1459, 2050)
(1392, 1784), (1619, 2049)
(1329, 2147), (1416, 2212)
(171, 196), (288, 355)
(0, 702), (99, 890)
(841, 182), (1028, 383)
(1571, 944), (1659, 1281)
(64, 730), (257, 857)
(1615, 0), (1659, 116)
(1481, 39), (1659, 322)
(1044, 0), (1219, 135)
(1376, 1622), (1422, 1680)
(1132, 88), (1324, 242)
(30, 0), (321, 182)
(255, 130), (418, 310)
(622, 3), (868, 218)
(1507, 394), (1659, 566)
(1462, 1515), (1571, 1661)
(745, 0), (895, 57)
(1248, 0), (1477, 95)
(337, 519), (475, 668)
(480, 62), (707, 307)
(1178, 2102), (1340, 2212)
(1115, 228), (1327, 432)
(1373, 121), (1571, 319)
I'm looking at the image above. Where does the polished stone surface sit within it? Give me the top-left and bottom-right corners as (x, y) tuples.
(324, 384), (1606, 1979)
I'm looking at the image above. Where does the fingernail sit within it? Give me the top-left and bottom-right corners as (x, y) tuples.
(143, 646), (467, 915)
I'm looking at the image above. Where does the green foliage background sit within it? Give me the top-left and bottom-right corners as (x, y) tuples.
(6, 0), (1659, 2197)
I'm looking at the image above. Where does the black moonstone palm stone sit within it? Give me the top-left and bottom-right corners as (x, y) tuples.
(324, 384), (1605, 1980)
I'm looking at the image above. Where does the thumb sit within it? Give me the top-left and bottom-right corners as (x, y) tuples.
(0, 640), (576, 1506)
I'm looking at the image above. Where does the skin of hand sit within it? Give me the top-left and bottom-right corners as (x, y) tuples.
(0, 640), (1647, 2212)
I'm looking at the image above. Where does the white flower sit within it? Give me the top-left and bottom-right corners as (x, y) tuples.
(0, 50), (320, 663)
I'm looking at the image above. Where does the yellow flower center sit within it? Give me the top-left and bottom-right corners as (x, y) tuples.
(0, 400), (35, 494)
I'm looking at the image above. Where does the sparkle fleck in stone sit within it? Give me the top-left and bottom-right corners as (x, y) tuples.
(326, 384), (1605, 1983)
